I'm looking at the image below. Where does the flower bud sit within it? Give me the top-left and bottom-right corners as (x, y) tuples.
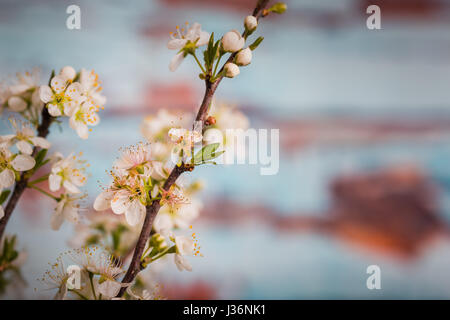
(60, 66), (76, 81)
(221, 30), (245, 53)
(235, 48), (252, 66)
(224, 63), (240, 78)
(244, 16), (258, 31)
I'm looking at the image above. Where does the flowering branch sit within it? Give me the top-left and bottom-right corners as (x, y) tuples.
(0, 102), (54, 241)
(116, 0), (274, 297)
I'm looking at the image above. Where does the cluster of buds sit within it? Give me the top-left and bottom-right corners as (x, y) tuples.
(166, 2), (286, 81)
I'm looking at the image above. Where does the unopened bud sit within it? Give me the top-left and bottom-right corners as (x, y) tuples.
(269, 2), (287, 14)
(244, 15), (258, 31)
(205, 116), (216, 126)
(224, 63), (240, 78)
(235, 48), (252, 66)
(221, 30), (245, 53)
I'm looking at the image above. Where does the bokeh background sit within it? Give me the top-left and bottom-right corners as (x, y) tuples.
(2, 0), (450, 299)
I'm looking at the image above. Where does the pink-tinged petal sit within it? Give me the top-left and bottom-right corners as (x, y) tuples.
(93, 190), (114, 211)
(47, 104), (62, 116)
(0, 169), (15, 189)
(16, 140), (33, 155)
(125, 199), (145, 226)
(30, 137), (51, 149)
(49, 173), (62, 192)
(167, 39), (187, 50)
(186, 22), (201, 40)
(169, 52), (185, 72)
(8, 96), (27, 112)
(39, 85), (53, 103)
(50, 76), (67, 94)
(98, 280), (121, 298)
(11, 154), (35, 171)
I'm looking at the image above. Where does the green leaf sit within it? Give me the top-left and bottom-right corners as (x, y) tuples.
(0, 190), (10, 205)
(34, 149), (48, 169)
(193, 143), (225, 164)
(249, 37), (264, 51)
(203, 32), (216, 70)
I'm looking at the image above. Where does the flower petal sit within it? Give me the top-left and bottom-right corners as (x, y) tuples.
(125, 199), (145, 226)
(39, 85), (53, 103)
(47, 104), (62, 116)
(174, 254), (192, 272)
(0, 206), (4, 219)
(63, 204), (79, 224)
(0, 169), (15, 189)
(93, 190), (114, 211)
(98, 280), (121, 298)
(8, 96), (27, 112)
(197, 31), (210, 47)
(16, 140), (33, 155)
(111, 190), (130, 214)
(50, 76), (67, 94)
(49, 173), (62, 192)
(63, 180), (81, 194)
(50, 206), (64, 231)
(169, 52), (185, 72)
(30, 137), (51, 149)
(167, 39), (187, 50)
(11, 154), (35, 171)
(70, 116), (89, 140)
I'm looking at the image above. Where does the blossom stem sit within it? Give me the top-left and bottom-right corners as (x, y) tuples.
(28, 185), (59, 201)
(69, 289), (89, 300)
(28, 174), (50, 186)
(89, 272), (97, 300)
(117, 0), (271, 297)
(192, 52), (206, 74)
(212, 53), (224, 79)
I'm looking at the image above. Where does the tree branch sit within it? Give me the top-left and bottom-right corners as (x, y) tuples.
(0, 107), (54, 240)
(117, 0), (271, 297)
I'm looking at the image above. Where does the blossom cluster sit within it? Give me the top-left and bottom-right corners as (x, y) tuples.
(39, 66), (106, 139)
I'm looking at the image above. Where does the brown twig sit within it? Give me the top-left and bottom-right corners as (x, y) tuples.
(0, 107), (54, 240)
(117, 0), (271, 297)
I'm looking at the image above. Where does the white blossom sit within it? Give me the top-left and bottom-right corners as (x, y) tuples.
(50, 194), (81, 230)
(49, 152), (87, 194)
(39, 75), (85, 117)
(167, 22), (210, 71)
(0, 119), (50, 155)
